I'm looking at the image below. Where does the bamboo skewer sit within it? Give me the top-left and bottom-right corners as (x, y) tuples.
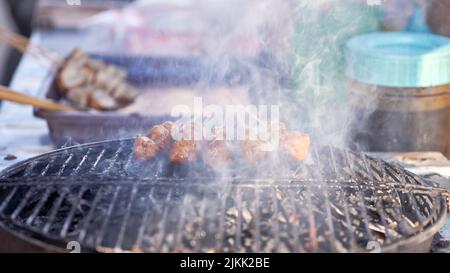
(0, 85), (75, 112)
(0, 27), (63, 66)
(0, 28), (136, 112)
(0, 27), (55, 62)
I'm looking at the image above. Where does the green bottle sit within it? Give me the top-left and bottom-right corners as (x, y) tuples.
(292, 1), (381, 96)
(289, 0), (381, 134)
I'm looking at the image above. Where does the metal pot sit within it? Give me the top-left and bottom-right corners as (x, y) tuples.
(427, 0), (450, 37)
(347, 80), (450, 154)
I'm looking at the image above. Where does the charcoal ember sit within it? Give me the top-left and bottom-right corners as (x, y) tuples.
(278, 240), (292, 253)
(225, 207), (238, 233)
(397, 218), (419, 235)
(258, 204), (277, 252)
(225, 237), (235, 251)
(277, 213), (287, 224)
(161, 234), (175, 252)
(348, 195), (360, 205)
(288, 212), (301, 224)
(242, 207), (253, 224)
(243, 237), (253, 248)
(238, 205), (255, 251)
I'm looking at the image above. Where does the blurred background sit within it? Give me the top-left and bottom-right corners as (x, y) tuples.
(0, 0), (436, 86)
(0, 0), (35, 85)
(2, 0), (450, 163)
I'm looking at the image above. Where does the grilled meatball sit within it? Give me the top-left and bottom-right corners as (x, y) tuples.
(148, 124), (172, 149)
(240, 139), (267, 163)
(134, 123), (176, 161)
(170, 140), (197, 164)
(178, 122), (203, 140)
(203, 139), (231, 166)
(269, 122), (287, 136)
(162, 121), (175, 132)
(281, 131), (310, 161)
(134, 135), (159, 160)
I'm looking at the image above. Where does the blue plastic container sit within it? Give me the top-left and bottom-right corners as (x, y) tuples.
(346, 32), (450, 154)
(346, 32), (450, 88)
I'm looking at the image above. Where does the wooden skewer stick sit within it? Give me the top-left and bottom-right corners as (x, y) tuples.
(0, 27), (63, 66)
(0, 85), (75, 112)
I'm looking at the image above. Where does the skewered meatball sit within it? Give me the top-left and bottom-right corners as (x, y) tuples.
(178, 121), (202, 140)
(134, 135), (159, 160)
(170, 140), (198, 164)
(240, 139), (267, 163)
(162, 121), (175, 132)
(203, 139), (232, 166)
(281, 131), (310, 161)
(148, 124), (172, 149)
(269, 122), (287, 136)
(134, 123), (174, 161)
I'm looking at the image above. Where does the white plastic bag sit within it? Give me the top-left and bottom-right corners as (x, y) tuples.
(80, 0), (268, 56)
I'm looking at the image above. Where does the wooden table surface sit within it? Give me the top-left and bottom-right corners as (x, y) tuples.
(1, 29), (450, 252)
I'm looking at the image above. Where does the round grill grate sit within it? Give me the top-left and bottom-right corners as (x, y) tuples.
(0, 139), (448, 253)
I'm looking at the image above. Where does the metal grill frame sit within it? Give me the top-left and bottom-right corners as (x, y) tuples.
(0, 138), (448, 253)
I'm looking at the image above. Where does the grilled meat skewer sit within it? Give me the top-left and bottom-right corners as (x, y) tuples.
(134, 122), (175, 160)
(148, 123), (173, 150)
(281, 131), (311, 161)
(170, 140), (198, 164)
(240, 139), (268, 163)
(135, 121), (311, 164)
(134, 135), (159, 161)
(203, 139), (232, 166)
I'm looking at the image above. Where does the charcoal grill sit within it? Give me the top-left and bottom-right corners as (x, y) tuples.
(0, 138), (448, 253)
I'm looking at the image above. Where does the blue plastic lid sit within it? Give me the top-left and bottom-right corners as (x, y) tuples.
(346, 32), (450, 88)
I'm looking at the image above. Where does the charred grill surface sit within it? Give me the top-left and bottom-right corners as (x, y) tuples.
(0, 139), (447, 253)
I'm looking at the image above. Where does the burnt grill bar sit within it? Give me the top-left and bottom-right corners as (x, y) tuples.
(77, 186), (104, 243)
(0, 139), (448, 253)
